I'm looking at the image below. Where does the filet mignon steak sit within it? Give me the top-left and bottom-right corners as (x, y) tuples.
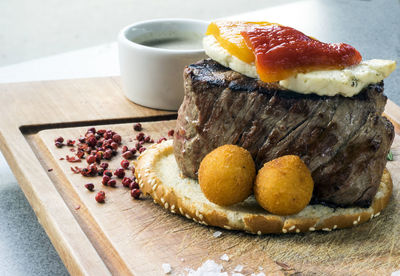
(173, 59), (394, 207)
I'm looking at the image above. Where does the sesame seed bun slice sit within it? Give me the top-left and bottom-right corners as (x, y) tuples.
(135, 140), (393, 234)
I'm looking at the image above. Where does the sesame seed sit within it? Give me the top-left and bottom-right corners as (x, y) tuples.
(333, 225), (337, 229)
(224, 225), (232, 230)
(171, 210), (176, 213)
(150, 179), (156, 186)
(374, 212), (381, 217)
(171, 204), (175, 210)
(186, 214), (191, 219)
(353, 220), (358, 225)
(193, 218), (198, 222)
(161, 198), (165, 203)
(164, 202), (169, 209)
(179, 207), (183, 213)
(282, 229), (288, 233)
(357, 216), (361, 222)
(138, 173), (141, 179)
(289, 225), (295, 231)
(370, 214), (374, 219)
(322, 228), (331, 231)
(309, 227), (315, 231)
(199, 214), (204, 220)
(296, 229), (300, 233)
(257, 231), (262, 235)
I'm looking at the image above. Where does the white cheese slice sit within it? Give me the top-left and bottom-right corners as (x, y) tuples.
(280, 59), (396, 97)
(203, 35), (397, 97)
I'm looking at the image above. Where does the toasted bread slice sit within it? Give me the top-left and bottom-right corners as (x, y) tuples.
(135, 140), (393, 234)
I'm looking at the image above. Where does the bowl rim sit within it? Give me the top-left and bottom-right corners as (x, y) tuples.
(118, 18), (209, 54)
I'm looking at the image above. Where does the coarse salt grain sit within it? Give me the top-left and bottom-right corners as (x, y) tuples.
(161, 264), (172, 274)
(258, 266), (263, 270)
(220, 254), (229, 261)
(162, 263), (172, 274)
(213, 231), (222, 238)
(186, 260), (228, 276)
(392, 270), (400, 276)
(234, 264), (244, 272)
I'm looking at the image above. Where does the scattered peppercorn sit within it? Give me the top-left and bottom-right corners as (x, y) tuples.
(112, 134), (122, 144)
(97, 168), (104, 176)
(100, 162), (109, 170)
(139, 147), (146, 153)
(122, 151), (134, 160)
(85, 183), (95, 191)
(133, 123), (142, 131)
(135, 142), (142, 150)
(111, 142), (119, 150)
(55, 137), (64, 143)
(122, 145), (128, 153)
(103, 170), (113, 177)
(136, 132), (145, 141)
(168, 129), (174, 136)
(121, 160), (130, 169)
(157, 137), (167, 143)
(86, 155), (96, 164)
(55, 142), (63, 148)
(131, 189), (141, 199)
(66, 139), (75, 146)
(95, 191), (106, 203)
(107, 179), (117, 187)
(102, 175), (111, 185)
(122, 177), (132, 187)
(129, 181), (139, 190)
(114, 168), (125, 179)
(88, 127), (96, 134)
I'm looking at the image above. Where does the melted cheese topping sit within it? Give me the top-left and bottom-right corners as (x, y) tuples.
(203, 35), (396, 97)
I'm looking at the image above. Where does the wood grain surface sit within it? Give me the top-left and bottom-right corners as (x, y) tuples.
(0, 77), (399, 275)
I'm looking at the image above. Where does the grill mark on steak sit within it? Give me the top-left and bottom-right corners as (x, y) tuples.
(174, 59), (394, 207)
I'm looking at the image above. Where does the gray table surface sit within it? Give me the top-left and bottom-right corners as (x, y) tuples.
(0, 0), (399, 275)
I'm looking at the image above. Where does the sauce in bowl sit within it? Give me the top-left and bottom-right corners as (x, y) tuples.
(134, 32), (203, 50)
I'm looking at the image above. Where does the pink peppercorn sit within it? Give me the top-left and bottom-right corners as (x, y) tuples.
(86, 155), (96, 164)
(121, 160), (130, 169)
(131, 189), (141, 199)
(121, 177), (132, 187)
(129, 181), (139, 190)
(95, 191), (105, 203)
(133, 123), (142, 131)
(102, 175), (111, 185)
(107, 179), (117, 187)
(112, 134), (122, 144)
(122, 151), (134, 160)
(55, 137), (64, 143)
(114, 168), (125, 178)
(84, 183), (95, 191)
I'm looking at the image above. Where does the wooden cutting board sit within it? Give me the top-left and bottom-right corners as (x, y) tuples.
(0, 77), (399, 275)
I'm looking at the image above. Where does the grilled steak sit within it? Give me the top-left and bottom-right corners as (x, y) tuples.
(173, 59), (394, 207)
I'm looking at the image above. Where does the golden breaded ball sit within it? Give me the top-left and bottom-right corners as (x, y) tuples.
(254, 155), (314, 216)
(198, 145), (255, 206)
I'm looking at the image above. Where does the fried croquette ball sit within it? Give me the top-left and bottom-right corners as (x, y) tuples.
(198, 145), (256, 206)
(254, 155), (314, 216)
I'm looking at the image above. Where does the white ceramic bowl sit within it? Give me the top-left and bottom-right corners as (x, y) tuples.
(118, 18), (208, 110)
